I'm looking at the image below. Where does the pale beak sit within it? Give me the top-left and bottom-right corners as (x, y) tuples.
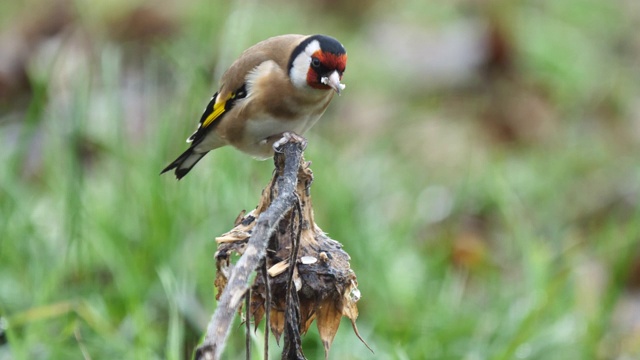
(320, 71), (346, 95)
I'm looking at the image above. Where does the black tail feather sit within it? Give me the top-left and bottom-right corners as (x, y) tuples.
(161, 147), (208, 180)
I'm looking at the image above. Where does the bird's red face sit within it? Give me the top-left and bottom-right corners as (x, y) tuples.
(306, 50), (347, 93)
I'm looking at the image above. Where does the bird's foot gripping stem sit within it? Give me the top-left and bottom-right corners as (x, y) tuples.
(272, 132), (308, 153)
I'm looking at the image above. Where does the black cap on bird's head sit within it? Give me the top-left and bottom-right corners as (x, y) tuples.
(311, 34), (346, 56)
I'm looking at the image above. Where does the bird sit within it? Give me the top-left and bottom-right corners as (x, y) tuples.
(161, 34), (347, 179)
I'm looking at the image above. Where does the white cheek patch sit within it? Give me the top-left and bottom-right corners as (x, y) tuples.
(289, 40), (321, 89)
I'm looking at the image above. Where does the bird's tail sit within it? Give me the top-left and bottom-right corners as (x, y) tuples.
(161, 147), (208, 180)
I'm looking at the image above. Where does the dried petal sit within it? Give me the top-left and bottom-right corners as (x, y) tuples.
(233, 209), (246, 226)
(349, 318), (373, 354)
(342, 292), (373, 354)
(349, 281), (361, 302)
(316, 299), (342, 359)
(215, 230), (251, 243)
(293, 266), (302, 291)
(267, 260), (289, 277)
(214, 262), (229, 300)
(270, 309), (285, 344)
(299, 301), (316, 335)
(300, 256), (317, 264)
(250, 289), (265, 332)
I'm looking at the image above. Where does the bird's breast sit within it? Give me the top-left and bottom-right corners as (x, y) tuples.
(249, 110), (315, 134)
(223, 80), (334, 158)
(240, 112), (322, 158)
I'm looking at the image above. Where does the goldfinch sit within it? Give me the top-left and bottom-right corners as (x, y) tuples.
(162, 34), (347, 179)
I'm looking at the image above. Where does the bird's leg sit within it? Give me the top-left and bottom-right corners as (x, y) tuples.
(272, 132), (307, 153)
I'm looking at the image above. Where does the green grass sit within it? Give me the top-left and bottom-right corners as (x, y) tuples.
(2, 0), (640, 359)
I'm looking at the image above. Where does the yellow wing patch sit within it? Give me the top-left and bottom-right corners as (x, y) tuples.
(202, 93), (231, 129)
(194, 86), (246, 142)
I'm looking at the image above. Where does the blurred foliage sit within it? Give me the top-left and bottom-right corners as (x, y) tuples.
(1, 0), (640, 359)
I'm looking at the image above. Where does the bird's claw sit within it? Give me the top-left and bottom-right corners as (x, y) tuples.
(272, 132), (307, 153)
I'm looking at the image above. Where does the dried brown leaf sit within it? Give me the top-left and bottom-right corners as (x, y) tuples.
(349, 318), (373, 354)
(299, 300), (316, 335)
(316, 299), (342, 359)
(233, 210), (246, 226)
(250, 292), (265, 332)
(341, 281), (373, 353)
(342, 298), (358, 320)
(214, 260), (229, 301)
(270, 309), (284, 344)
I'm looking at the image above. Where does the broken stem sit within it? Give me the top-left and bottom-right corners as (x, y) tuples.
(282, 199), (305, 360)
(245, 289), (251, 360)
(194, 140), (304, 360)
(263, 260), (270, 360)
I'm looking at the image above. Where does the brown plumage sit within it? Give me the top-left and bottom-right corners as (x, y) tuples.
(162, 34), (347, 179)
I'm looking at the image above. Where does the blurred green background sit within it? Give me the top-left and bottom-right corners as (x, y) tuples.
(1, 0), (640, 359)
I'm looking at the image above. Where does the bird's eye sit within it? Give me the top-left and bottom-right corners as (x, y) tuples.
(311, 57), (321, 68)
